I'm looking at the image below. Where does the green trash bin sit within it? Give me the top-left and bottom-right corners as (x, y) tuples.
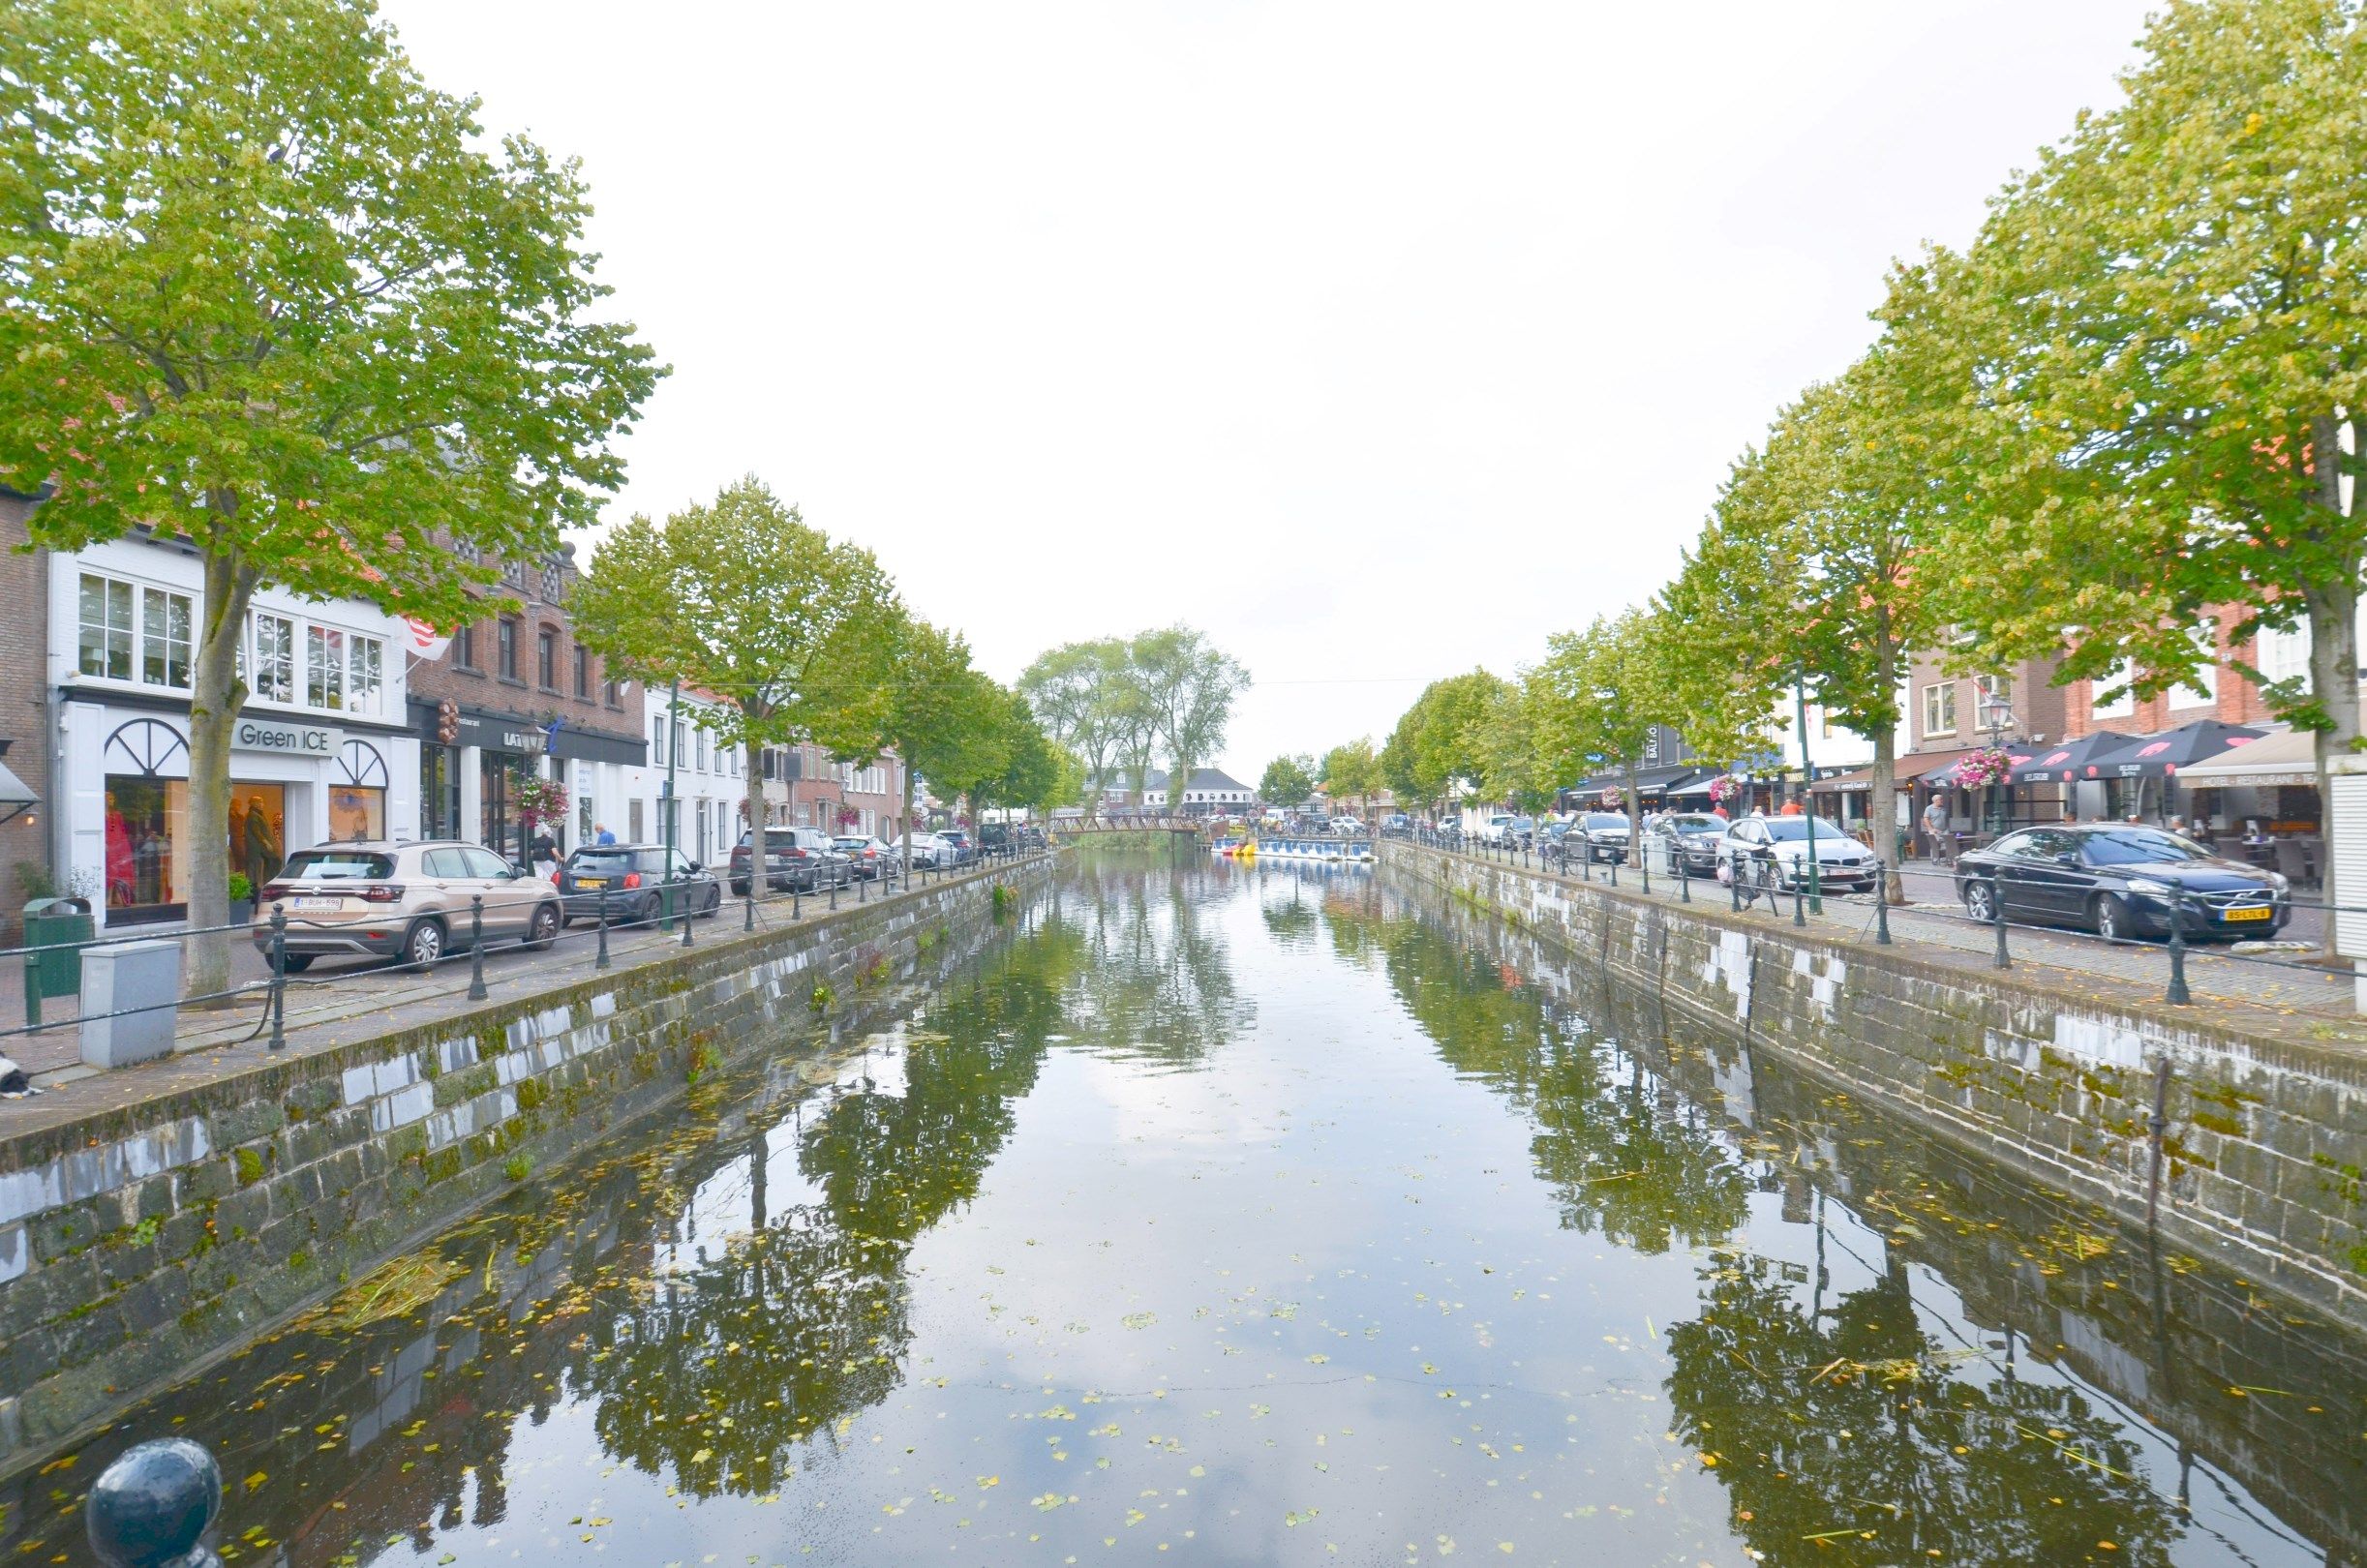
(22, 896), (94, 998)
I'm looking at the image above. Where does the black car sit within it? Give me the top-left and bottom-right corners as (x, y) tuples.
(1646, 812), (1725, 878)
(1952, 824), (2289, 942)
(1576, 811), (1632, 864)
(557, 844), (721, 925)
(729, 828), (853, 894)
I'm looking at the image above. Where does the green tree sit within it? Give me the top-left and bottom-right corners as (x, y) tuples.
(570, 478), (900, 867)
(0, 0), (660, 988)
(1881, 0), (2367, 911)
(1132, 626), (1250, 811)
(1676, 354), (1954, 889)
(1529, 610), (1682, 846)
(1319, 738), (1383, 822)
(1018, 638), (1134, 818)
(1258, 753), (1317, 807)
(1385, 671), (1513, 817)
(864, 618), (994, 878)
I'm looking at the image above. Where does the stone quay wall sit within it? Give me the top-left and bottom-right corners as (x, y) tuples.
(0, 855), (1055, 1475)
(1380, 841), (2367, 1328)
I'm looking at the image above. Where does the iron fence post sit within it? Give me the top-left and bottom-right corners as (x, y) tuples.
(1678, 855), (1689, 903)
(1640, 852), (1651, 897)
(794, 884), (803, 920)
(1990, 882), (2009, 970)
(1874, 860), (1893, 945)
(681, 879), (694, 947)
(21, 944), (38, 1032)
(1730, 861), (1744, 913)
(2166, 893), (2191, 1004)
(268, 903), (288, 1051)
(1792, 868), (1806, 926)
(469, 894), (488, 1000)
(1608, 856), (1618, 889)
(829, 874), (838, 911)
(595, 887), (611, 970)
(745, 871), (756, 930)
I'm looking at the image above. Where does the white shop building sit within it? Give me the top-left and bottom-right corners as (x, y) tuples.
(47, 535), (420, 930)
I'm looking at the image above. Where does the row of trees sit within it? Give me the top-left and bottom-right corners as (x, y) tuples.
(570, 477), (1067, 881)
(1379, 0), (2367, 896)
(1018, 629), (1249, 814)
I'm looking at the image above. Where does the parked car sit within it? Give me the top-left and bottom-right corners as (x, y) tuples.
(1329, 816), (1366, 835)
(729, 827), (852, 894)
(1952, 824), (2288, 942)
(1646, 812), (1726, 878)
(1017, 825), (1047, 850)
(833, 834), (899, 881)
(557, 843), (721, 925)
(935, 828), (977, 865)
(979, 823), (1013, 854)
(1716, 815), (1880, 893)
(900, 831), (946, 868)
(1576, 811), (1631, 864)
(253, 840), (563, 972)
(1382, 813), (1411, 835)
(1476, 813), (1516, 846)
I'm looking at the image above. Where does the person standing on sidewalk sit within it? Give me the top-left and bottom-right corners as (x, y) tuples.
(1921, 795), (1951, 863)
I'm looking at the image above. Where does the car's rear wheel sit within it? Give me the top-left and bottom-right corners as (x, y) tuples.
(1963, 880), (1998, 924)
(278, 953), (317, 974)
(2093, 892), (2134, 943)
(702, 885), (722, 918)
(527, 902), (561, 951)
(401, 919), (444, 972)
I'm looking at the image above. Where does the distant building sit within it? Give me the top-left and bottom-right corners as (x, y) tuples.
(1086, 767), (1254, 816)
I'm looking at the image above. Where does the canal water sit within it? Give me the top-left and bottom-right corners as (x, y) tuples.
(9, 855), (2367, 1566)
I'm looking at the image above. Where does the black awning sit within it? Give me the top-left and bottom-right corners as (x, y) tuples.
(2084, 720), (2269, 780)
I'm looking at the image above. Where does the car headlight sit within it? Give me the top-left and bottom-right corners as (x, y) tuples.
(2124, 877), (2173, 895)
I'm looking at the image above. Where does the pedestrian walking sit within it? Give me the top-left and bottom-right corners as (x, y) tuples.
(1921, 795), (1951, 863)
(594, 823), (617, 845)
(530, 828), (561, 881)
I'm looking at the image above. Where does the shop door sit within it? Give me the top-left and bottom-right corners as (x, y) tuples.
(480, 751), (531, 864)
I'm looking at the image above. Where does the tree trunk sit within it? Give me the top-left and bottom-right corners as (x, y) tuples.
(186, 523), (260, 998)
(743, 730), (766, 901)
(2306, 414), (2361, 961)
(1623, 757), (1642, 859)
(1872, 726), (1900, 903)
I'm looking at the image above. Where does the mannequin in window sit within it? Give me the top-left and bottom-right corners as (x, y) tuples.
(243, 797), (281, 888)
(105, 791), (136, 904)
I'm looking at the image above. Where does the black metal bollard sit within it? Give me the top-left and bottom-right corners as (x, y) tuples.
(2166, 894), (2191, 1004)
(829, 875), (837, 911)
(468, 895), (489, 999)
(1640, 854), (1651, 897)
(681, 882), (694, 948)
(859, 871), (867, 903)
(1792, 872), (1806, 927)
(1990, 883), (2010, 970)
(595, 887), (612, 969)
(21, 943), (39, 1032)
(87, 1436), (223, 1568)
(1678, 857), (1690, 903)
(745, 873), (756, 931)
(1608, 856), (1618, 889)
(267, 903), (288, 1051)
(1873, 861), (1892, 945)
(1730, 862), (1744, 913)
(793, 884), (802, 920)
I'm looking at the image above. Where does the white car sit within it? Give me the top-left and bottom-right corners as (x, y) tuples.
(1329, 816), (1366, 834)
(1476, 813), (1517, 845)
(1715, 815), (1879, 892)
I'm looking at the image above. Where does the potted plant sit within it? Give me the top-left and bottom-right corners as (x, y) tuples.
(227, 871), (255, 927)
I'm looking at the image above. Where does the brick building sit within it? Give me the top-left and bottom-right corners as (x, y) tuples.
(405, 539), (646, 865)
(1899, 651), (2072, 838)
(0, 489), (50, 938)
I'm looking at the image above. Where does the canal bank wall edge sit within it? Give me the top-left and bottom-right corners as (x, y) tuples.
(1378, 841), (2367, 1329)
(0, 854), (1055, 1475)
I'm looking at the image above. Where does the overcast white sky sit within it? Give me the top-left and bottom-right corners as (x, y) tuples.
(381, 0), (2157, 781)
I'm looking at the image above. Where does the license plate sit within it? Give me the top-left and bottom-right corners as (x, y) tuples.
(2221, 904), (2273, 921)
(293, 896), (341, 911)
(575, 877), (606, 888)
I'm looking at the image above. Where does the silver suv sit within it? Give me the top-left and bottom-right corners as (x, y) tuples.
(251, 840), (563, 972)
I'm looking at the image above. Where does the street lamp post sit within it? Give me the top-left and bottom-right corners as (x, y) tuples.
(1977, 688), (2014, 835)
(662, 678), (680, 930)
(1794, 672), (1823, 915)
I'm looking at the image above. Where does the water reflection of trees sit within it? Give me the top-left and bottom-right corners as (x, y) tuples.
(1041, 865), (1248, 1067)
(1665, 1247), (2179, 1566)
(576, 929), (1078, 1497)
(1334, 895), (1749, 1254)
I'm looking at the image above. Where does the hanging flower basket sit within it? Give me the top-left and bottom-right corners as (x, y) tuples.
(513, 775), (571, 833)
(1596, 787), (1624, 810)
(1707, 774), (1746, 806)
(1949, 747), (2014, 789)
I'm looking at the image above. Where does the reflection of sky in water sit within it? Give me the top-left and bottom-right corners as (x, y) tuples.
(14, 857), (2360, 1567)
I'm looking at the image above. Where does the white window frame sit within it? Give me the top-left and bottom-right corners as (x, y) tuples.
(76, 572), (135, 682)
(1921, 682), (1957, 738)
(251, 613), (296, 705)
(2173, 619), (2219, 707)
(2090, 661), (2135, 719)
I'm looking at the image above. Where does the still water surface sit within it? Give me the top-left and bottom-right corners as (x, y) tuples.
(10, 857), (2366, 1566)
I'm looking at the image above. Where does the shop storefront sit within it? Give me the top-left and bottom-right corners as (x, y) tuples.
(410, 700), (646, 863)
(65, 703), (418, 928)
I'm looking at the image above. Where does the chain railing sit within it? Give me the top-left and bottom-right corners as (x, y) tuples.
(1400, 827), (2355, 1011)
(0, 848), (1050, 1066)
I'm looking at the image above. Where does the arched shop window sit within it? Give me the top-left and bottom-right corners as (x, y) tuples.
(330, 739), (390, 841)
(101, 720), (192, 920)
